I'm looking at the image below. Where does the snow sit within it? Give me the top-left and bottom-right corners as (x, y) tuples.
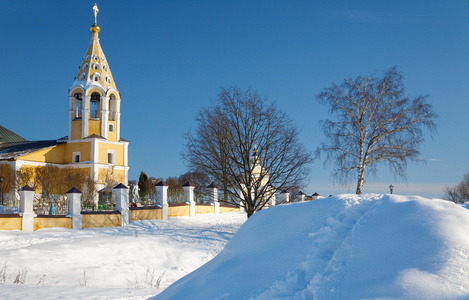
(0, 212), (246, 299)
(155, 194), (469, 299)
(3, 194), (469, 299)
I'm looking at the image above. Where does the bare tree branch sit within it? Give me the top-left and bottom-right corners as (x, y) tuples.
(316, 67), (438, 194)
(182, 87), (313, 217)
(443, 173), (469, 204)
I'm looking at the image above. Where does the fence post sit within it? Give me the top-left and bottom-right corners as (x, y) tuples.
(183, 181), (196, 217)
(156, 181), (168, 220)
(207, 182), (219, 214)
(114, 183), (129, 227)
(66, 187), (82, 230)
(18, 185), (36, 232)
(297, 191), (305, 202)
(281, 190), (290, 203)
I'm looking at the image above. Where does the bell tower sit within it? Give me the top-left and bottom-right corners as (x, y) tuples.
(68, 4), (121, 142)
(66, 4), (129, 190)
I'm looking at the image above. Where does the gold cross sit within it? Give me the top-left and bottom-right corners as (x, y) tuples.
(93, 4), (99, 24)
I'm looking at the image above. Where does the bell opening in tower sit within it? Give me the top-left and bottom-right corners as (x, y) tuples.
(90, 92), (101, 119)
(73, 93), (83, 120)
(109, 94), (116, 121)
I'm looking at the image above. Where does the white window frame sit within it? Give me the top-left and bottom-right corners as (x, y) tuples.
(107, 150), (115, 165)
(73, 151), (81, 163)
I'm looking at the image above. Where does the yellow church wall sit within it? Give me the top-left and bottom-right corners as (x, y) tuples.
(82, 211), (121, 228)
(71, 120), (82, 140)
(98, 143), (124, 165)
(34, 216), (72, 231)
(64, 142), (91, 163)
(98, 168), (110, 182)
(168, 204), (190, 217)
(97, 167), (125, 184)
(0, 215), (22, 231)
(88, 119), (101, 136)
(18, 144), (66, 164)
(195, 204), (215, 215)
(108, 121), (117, 142)
(19, 164), (92, 194)
(113, 169), (125, 183)
(129, 207), (162, 222)
(20, 165), (37, 190)
(68, 166), (91, 180)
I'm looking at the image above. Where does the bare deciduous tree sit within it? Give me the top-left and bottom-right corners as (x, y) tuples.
(316, 67), (438, 194)
(443, 173), (469, 204)
(35, 165), (96, 213)
(183, 87), (313, 218)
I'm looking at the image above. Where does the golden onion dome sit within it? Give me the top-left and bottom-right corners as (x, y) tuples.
(90, 23), (100, 33)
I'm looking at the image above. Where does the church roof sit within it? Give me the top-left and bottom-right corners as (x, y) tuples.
(0, 125), (28, 143)
(0, 139), (65, 160)
(71, 5), (117, 92)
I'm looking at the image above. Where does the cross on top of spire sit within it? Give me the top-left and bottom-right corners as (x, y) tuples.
(93, 4), (99, 25)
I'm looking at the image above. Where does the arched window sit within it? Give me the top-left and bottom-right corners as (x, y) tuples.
(107, 150), (115, 165)
(109, 94), (116, 121)
(90, 92), (101, 119)
(74, 93), (82, 119)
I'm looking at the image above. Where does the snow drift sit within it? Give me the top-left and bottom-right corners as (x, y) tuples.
(154, 194), (469, 299)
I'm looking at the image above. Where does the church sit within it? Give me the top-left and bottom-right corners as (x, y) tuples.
(0, 5), (129, 201)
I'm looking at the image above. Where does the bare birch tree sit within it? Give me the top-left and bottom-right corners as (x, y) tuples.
(183, 87), (313, 218)
(443, 173), (469, 204)
(316, 67), (438, 194)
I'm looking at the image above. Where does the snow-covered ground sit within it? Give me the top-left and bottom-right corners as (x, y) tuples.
(0, 212), (246, 299)
(4, 194), (469, 299)
(156, 194), (469, 300)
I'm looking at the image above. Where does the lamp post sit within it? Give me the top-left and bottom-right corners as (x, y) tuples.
(0, 177), (4, 205)
(389, 184), (394, 194)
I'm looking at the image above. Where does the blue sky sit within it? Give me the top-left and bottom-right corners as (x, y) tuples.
(0, 1), (467, 198)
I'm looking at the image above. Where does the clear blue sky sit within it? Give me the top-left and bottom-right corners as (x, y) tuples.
(0, 1), (467, 198)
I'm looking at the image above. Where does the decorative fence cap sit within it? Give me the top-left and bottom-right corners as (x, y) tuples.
(297, 191), (305, 195)
(155, 181), (168, 186)
(280, 190), (289, 194)
(113, 183), (128, 189)
(206, 182), (218, 189)
(182, 181), (195, 187)
(66, 187), (82, 194)
(18, 185), (35, 192)
(312, 192), (320, 196)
